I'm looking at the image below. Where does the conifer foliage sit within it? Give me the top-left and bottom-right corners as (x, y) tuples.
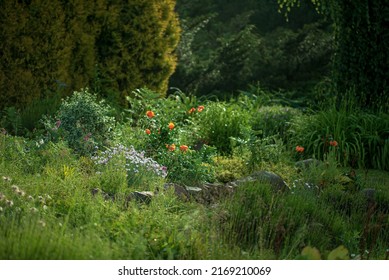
(0, 0), (180, 109)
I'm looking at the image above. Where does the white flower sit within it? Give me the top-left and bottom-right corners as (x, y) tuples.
(17, 190), (25, 196)
(2, 176), (11, 182)
(11, 185), (19, 192)
(30, 207), (39, 213)
(6, 200), (13, 207)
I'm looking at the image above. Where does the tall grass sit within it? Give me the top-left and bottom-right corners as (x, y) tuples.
(288, 103), (389, 170)
(217, 180), (389, 259)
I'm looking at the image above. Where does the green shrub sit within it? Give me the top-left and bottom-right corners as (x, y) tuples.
(93, 144), (167, 192)
(45, 89), (115, 156)
(0, 0), (181, 110)
(195, 102), (250, 155)
(158, 146), (216, 186)
(0, 0), (71, 110)
(95, 0), (181, 101)
(251, 105), (301, 141)
(233, 135), (287, 172)
(213, 156), (249, 183)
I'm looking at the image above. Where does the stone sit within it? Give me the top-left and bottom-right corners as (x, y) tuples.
(185, 186), (202, 193)
(249, 171), (289, 192)
(91, 187), (114, 201)
(127, 191), (154, 205)
(163, 183), (190, 201)
(91, 188), (100, 196)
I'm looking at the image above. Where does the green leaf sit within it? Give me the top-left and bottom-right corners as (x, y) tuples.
(301, 246), (321, 260)
(327, 245), (349, 260)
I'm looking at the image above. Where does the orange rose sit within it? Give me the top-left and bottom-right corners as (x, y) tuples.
(188, 107), (196, 114)
(145, 129), (151, 135)
(296, 146), (305, 153)
(180, 145), (189, 152)
(146, 110), (155, 118)
(168, 122), (175, 130)
(197, 105), (204, 112)
(329, 140), (338, 147)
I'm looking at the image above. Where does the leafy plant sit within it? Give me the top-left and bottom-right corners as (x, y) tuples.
(299, 245), (349, 260)
(288, 103), (389, 170)
(43, 88), (116, 156)
(195, 102), (250, 155)
(213, 156), (249, 183)
(93, 144), (167, 193)
(251, 105), (301, 141)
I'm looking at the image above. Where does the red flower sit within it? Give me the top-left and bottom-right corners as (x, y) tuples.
(146, 110), (155, 118)
(296, 145), (305, 153)
(188, 107), (196, 114)
(197, 105), (204, 112)
(145, 129), (151, 135)
(180, 145), (189, 152)
(330, 140), (338, 147)
(167, 144), (176, 151)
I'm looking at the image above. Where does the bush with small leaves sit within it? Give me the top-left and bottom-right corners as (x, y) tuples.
(251, 105), (301, 141)
(47, 89), (115, 156)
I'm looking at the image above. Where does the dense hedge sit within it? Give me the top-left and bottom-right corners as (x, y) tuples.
(0, 0), (180, 109)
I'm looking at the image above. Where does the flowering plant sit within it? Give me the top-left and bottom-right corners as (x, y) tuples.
(92, 144), (167, 190)
(140, 107), (215, 185)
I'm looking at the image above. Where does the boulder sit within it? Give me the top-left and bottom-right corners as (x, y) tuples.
(249, 171), (289, 192)
(163, 183), (190, 201)
(196, 183), (233, 204)
(126, 191), (154, 205)
(91, 187), (114, 201)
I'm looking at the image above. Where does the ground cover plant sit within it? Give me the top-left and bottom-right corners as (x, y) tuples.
(1, 88), (388, 260)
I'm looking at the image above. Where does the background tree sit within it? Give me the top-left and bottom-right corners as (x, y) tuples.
(278, 0), (389, 110)
(0, 0), (181, 111)
(94, 0), (180, 104)
(171, 0), (333, 100)
(0, 0), (71, 109)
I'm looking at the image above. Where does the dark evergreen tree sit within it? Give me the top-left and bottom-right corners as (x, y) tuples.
(279, 0), (389, 110)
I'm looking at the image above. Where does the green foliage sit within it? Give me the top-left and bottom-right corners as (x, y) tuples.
(288, 104), (389, 170)
(0, 107), (22, 136)
(235, 135), (287, 172)
(0, 0), (181, 110)
(195, 102), (250, 155)
(172, 0), (332, 96)
(95, 0), (180, 102)
(0, 0), (71, 110)
(218, 174), (389, 259)
(129, 98), (216, 186)
(251, 105), (301, 141)
(44, 89), (116, 156)
(158, 147), (216, 186)
(1, 93), (389, 260)
(278, 0), (389, 111)
(213, 156), (249, 183)
(299, 245), (349, 260)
